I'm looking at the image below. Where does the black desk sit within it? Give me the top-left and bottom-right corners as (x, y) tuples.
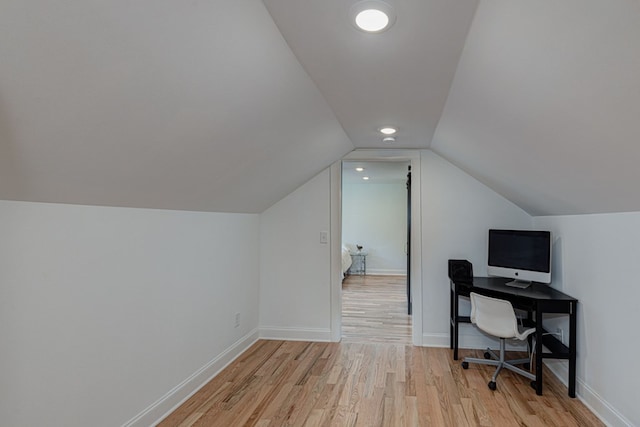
(450, 277), (578, 397)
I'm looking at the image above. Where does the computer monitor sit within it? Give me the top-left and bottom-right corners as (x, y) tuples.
(487, 229), (552, 287)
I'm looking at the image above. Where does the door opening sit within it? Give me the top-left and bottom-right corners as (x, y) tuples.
(340, 160), (411, 344)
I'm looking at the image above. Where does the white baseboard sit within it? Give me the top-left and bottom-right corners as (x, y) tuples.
(422, 331), (527, 352)
(259, 326), (332, 342)
(122, 329), (259, 427)
(364, 269), (407, 276)
(544, 360), (631, 427)
(422, 332), (449, 348)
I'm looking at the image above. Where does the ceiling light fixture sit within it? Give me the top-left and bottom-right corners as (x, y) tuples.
(362, 176), (370, 180)
(355, 167), (365, 172)
(383, 136), (396, 143)
(350, 1), (396, 34)
(355, 9), (388, 32)
(379, 127), (397, 135)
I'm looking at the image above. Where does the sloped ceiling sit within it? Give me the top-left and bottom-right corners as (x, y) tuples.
(263, 0), (478, 149)
(0, 0), (353, 213)
(342, 161), (410, 185)
(2, 0), (639, 216)
(432, 0), (640, 216)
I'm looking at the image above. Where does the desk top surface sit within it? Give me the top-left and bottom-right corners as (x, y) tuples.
(456, 277), (577, 302)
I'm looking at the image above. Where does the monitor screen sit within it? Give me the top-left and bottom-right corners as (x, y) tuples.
(487, 229), (551, 284)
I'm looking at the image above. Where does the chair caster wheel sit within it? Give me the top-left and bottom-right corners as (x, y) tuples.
(530, 381), (537, 390)
(461, 361), (469, 369)
(488, 381), (497, 391)
(484, 351), (491, 359)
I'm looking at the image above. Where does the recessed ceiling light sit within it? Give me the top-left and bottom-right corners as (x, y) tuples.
(355, 167), (365, 172)
(383, 136), (396, 143)
(350, 1), (396, 34)
(355, 9), (389, 32)
(362, 176), (370, 180)
(380, 127), (397, 135)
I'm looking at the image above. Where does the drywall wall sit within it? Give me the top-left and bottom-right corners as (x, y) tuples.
(259, 169), (332, 340)
(262, 150), (532, 347)
(342, 181), (407, 275)
(534, 213), (638, 426)
(420, 151), (532, 347)
(0, 201), (260, 427)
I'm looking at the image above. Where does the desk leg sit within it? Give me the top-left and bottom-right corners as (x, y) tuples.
(535, 309), (543, 395)
(569, 301), (577, 398)
(451, 284), (459, 360)
(527, 310), (534, 353)
(450, 285), (454, 350)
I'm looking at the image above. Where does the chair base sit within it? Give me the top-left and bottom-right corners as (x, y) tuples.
(461, 338), (535, 390)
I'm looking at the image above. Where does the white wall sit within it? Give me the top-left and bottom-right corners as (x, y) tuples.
(259, 169), (332, 341)
(420, 151), (533, 346)
(0, 201), (260, 427)
(267, 150), (532, 348)
(5, 155), (634, 427)
(342, 181), (407, 275)
(534, 213), (639, 427)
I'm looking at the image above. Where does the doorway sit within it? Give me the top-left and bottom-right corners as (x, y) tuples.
(331, 149), (422, 345)
(341, 160), (411, 343)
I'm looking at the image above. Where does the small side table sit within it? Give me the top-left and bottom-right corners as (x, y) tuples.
(349, 252), (367, 275)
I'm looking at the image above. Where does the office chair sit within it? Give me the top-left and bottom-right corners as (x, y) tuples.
(461, 292), (536, 391)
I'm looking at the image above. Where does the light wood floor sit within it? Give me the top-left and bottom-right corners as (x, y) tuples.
(341, 274), (411, 344)
(160, 275), (602, 426)
(159, 340), (603, 426)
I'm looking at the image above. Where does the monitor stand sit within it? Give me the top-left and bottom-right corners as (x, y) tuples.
(505, 279), (531, 289)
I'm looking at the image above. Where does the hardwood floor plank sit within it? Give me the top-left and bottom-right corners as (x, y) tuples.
(355, 387), (384, 427)
(155, 269), (610, 426)
(301, 409), (323, 427)
(341, 275), (411, 344)
(160, 300), (604, 427)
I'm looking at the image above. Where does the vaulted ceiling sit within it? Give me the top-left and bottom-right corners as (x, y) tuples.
(432, 0), (640, 216)
(1, 0), (639, 215)
(0, 0), (353, 213)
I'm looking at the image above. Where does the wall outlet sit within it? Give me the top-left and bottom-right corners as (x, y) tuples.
(319, 231), (328, 244)
(555, 327), (564, 344)
(235, 312), (241, 328)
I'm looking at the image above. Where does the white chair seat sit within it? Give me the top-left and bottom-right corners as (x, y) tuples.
(462, 292), (536, 391)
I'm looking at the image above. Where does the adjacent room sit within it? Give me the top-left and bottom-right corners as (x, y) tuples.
(2, 0), (639, 426)
(341, 160), (412, 344)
